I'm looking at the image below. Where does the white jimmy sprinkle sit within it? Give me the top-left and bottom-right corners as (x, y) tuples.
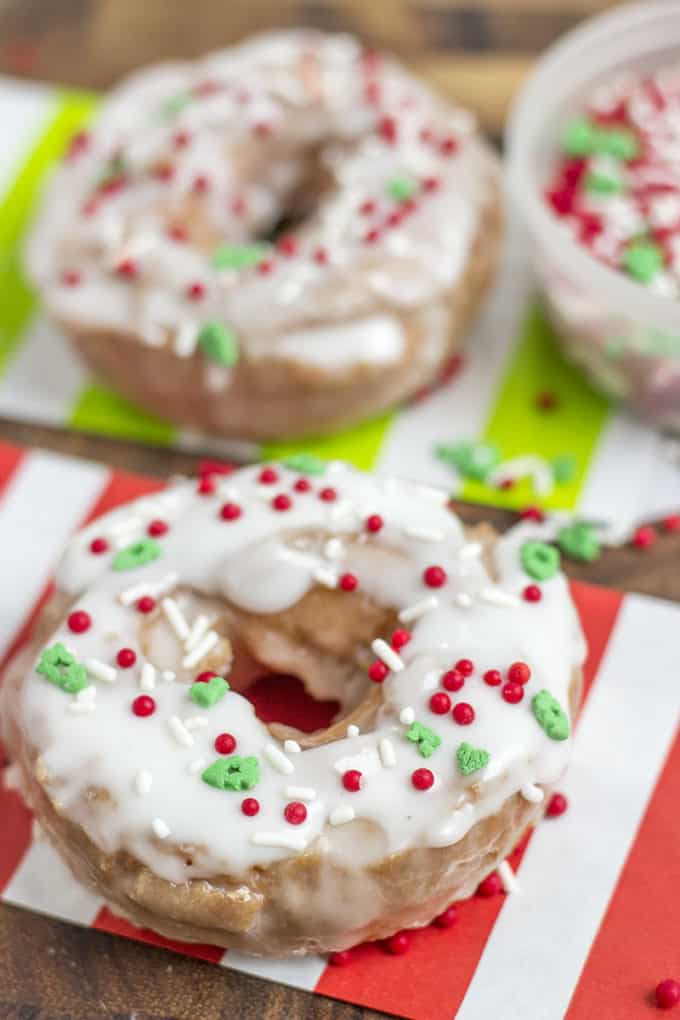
(313, 566), (337, 589)
(399, 706), (415, 726)
(185, 614), (211, 652)
(398, 595), (439, 622)
(251, 832), (307, 851)
(119, 571), (179, 606)
(76, 685), (96, 702)
(264, 743), (295, 775)
(323, 538), (344, 560)
(140, 663), (156, 691)
(161, 669), (176, 683)
(134, 770), (153, 795)
(454, 592), (473, 608)
(182, 630), (218, 669)
(184, 716), (208, 731)
(85, 659), (117, 684)
(330, 805), (355, 826)
(379, 738), (397, 768)
(346, 724), (360, 737)
(284, 740), (301, 753)
(188, 758), (206, 774)
(151, 818), (171, 840)
(371, 638), (404, 672)
(174, 321), (199, 358)
(480, 587), (521, 608)
(404, 525), (445, 542)
(498, 859), (520, 895)
(458, 541), (482, 560)
(285, 786), (317, 801)
(161, 597), (190, 641)
(521, 783), (545, 804)
(168, 715), (194, 748)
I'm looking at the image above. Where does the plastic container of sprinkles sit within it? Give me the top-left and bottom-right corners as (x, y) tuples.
(506, 1), (680, 431)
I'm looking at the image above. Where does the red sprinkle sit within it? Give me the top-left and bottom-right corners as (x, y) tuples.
(411, 768), (434, 791)
(116, 258), (138, 280)
(90, 537), (109, 555)
(519, 505), (545, 523)
(524, 584), (542, 603)
(276, 234), (298, 257)
(199, 459), (234, 478)
(220, 502), (242, 521)
(173, 130), (191, 149)
(359, 199), (377, 216)
(214, 733), (236, 755)
(433, 905), (458, 929)
(136, 596), (156, 614)
(386, 931), (411, 955)
(241, 797), (260, 817)
(197, 476), (216, 496)
(456, 658), (474, 676)
(655, 979), (680, 1010)
(272, 493), (292, 512)
(391, 629), (411, 650)
(477, 872), (503, 897)
(340, 572), (358, 592)
(313, 246), (329, 265)
(193, 174), (210, 194)
(378, 115), (398, 144)
(196, 671), (218, 684)
(68, 610), (91, 634)
(293, 478), (312, 493)
(483, 669), (502, 687)
(440, 135), (459, 156)
(116, 648), (136, 668)
(662, 513), (680, 532)
(254, 121), (272, 139)
(502, 681), (525, 704)
(546, 792), (568, 818)
(536, 390), (559, 412)
(423, 565), (447, 588)
(633, 524), (657, 549)
(284, 802), (307, 825)
(147, 519), (168, 537)
(364, 81), (381, 105)
(508, 661), (531, 685)
(186, 281), (206, 301)
(452, 702), (475, 725)
(342, 769), (362, 792)
(230, 195), (247, 216)
(259, 467), (279, 484)
(329, 950), (352, 966)
(365, 514), (384, 533)
(168, 225), (188, 243)
(61, 269), (81, 287)
(319, 486), (337, 502)
(132, 695), (155, 717)
(422, 175), (441, 193)
(363, 227), (381, 245)
(442, 669), (465, 692)
(369, 661), (389, 683)
(429, 691), (452, 715)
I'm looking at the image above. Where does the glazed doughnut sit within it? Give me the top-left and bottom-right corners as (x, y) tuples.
(26, 31), (501, 440)
(2, 460), (583, 955)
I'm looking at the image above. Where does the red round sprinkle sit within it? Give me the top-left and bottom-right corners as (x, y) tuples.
(483, 669), (502, 687)
(230, 195), (247, 216)
(508, 661), (531, 685)
(116, 648), (136, 668)
(342, 769), (362, 792)
(477, 872), (503, 897)
(455, 658), (474, 676)
(378, 115), (398, 144)
(257, 258), (274, 275)
(423, 565), (447, 588)
(386, 931), (411, 955)
(365, 514), (384, 533)
(329, 950), (352, 966)
(276, 234), (298, 257)
(433, 905), (457, 929)
(369, 661), (388, 683)
(655, 979), (680, 1010)
(524, 584), (542, 603)
(272, 493), (292, 512)
(519, 505), (545, 523)
(387, 209), (405, 228)
(186, 281), (206, 301)
(364, 80), (381, 105)
(363, 227), (381, 244)
(452, 702), (475, 725)
(411, 768), (434, 791)
(193, 174), (210, 193)
(196, 671), (217, 683)
(442, 668), (465, 692)
(293, 478), (311, 493)
(153, 163), (175, 183)
(168, 224), (188, 243)
(498, 478), (515, 491)
(259, 467), (278, 484)
(68, 610), (91, 634)
(147, 519), (168, 537)
(440, 135), (458, 156)
(633, 524), (656, 549)
(359, 199), (376, 216)
(546, 792), (568, 818)
(319, 486), (337, 502)
(313, 246), (329, 265)
(340, 572), (358, 592)
(132, 695), (155, 717)
(241, 797), (260, 817)
(197, 475), (215, 495)
(136, 596), (156, 614)
(422, 175), (441, 193)
(61, 269), (81, 287)
(391, 629), (411, 650)
(214, 733), (236, 755)
(502, 681), (525, 704)
(220, 502), (242, 521)
(284, 802), (307, 825)
(90, 537), (108, 555)
(66, 131), (90, 159)
(173, 130), (191, 149)
(662, 513), (680, 533)
(429, 691), (451, 715)
(254, 121), (272, 138)
(116, 258), (138, 279)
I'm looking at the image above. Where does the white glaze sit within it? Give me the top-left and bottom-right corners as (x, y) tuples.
(18, 462), (585, 884)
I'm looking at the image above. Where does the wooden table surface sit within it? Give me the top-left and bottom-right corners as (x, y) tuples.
(0, 1), (677, 1018)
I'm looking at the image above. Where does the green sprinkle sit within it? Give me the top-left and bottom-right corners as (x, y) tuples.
(594, 127), (639, 161)
(557, 521), (601, 562)
(197, 322), (239, 366)
(387, 176), (417, 202)
(407, 721), (441, 758)
(37, 643), (89, 694)
(160, 93), (191, 118)
(552, 454), (578, 484)
(190, 675), (230, 708)
(282, 453), (327, 476)
(621, 240), (663, 283)
(112, 538), (162, 572)
(211, 243), (268, 270)
(532, 689), (570, 741)
(456, 741), (490, 776)
(520, 541), (560, 581)
(434, 440), (502, 482)
(585, 172), (623, 195)
(561, 118), (597, 157)
(202, 755), (260, 791)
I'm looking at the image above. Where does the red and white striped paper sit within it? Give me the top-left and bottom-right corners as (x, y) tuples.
(0, 440), (677, 1020)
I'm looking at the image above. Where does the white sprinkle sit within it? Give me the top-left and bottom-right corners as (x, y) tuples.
(371, 639), (404, 672)
(285, 786), (317, 801)
(134, 770), (153, 796)
(379, 738), (397, 768)
(188, 758), (206, 774)
(251, 832), (307, 851)
(119, 572), (179, 606)
(521, 783), (545, 804)
(168, 715), (194, 748)
(185, 614), (211, 652)
(313, 566), (337, 589)
(161, 598), (190, 641)
(76, 685), (96, 702)
(85, 659), (117, 684)
(328, 500), (356, 522)
(323, 538), (344, 560)
(454, 592), (473, 608)
(284, 740), (301, 753)
(182, 630), (218, 669)
(458, 542), (482, 560)
(330, 805), (355, 826)
(399, 706), (415, 725)
(398, 596), (439, 622)
(184, 716), (209, 731)
(174, 321), (199, 358)
(264, 743), (295, 775)
(140, 662), (156, 692)
(69, 700), (96, 714)
(152, 818), (170, 840)
(498, 859), (520, 895)
(161, 670), (176, 683)
(404, 525), (445, 542)
(480, 587), (521, 608)
(346, 724), (360, 737)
